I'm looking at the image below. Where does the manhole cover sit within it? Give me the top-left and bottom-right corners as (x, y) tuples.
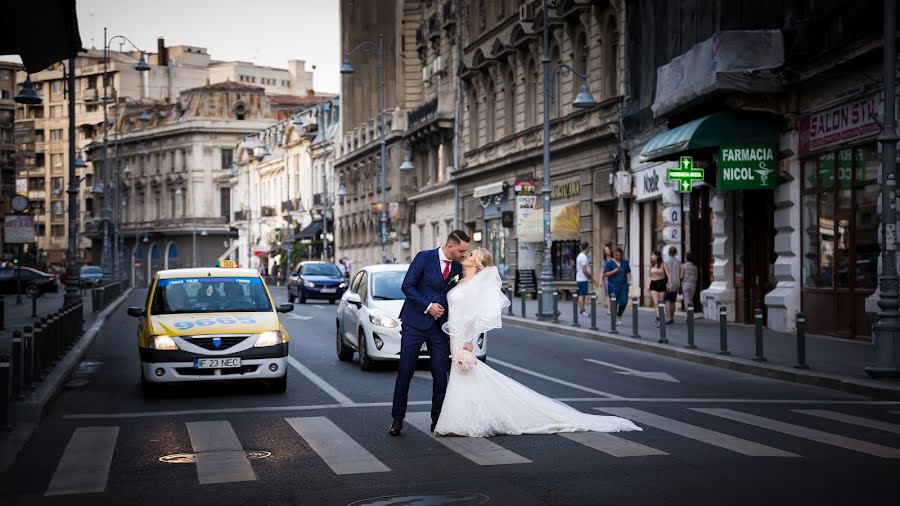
(159, 451), (272, 464)
(348, 492), (490, 505)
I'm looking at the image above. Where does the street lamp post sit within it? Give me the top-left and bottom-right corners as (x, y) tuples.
(64, 56), (80, 306)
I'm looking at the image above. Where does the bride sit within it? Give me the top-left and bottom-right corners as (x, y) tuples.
(434, 247), (641, 437)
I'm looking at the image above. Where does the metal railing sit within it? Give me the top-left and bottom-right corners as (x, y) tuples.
(91, 279), (130, 314)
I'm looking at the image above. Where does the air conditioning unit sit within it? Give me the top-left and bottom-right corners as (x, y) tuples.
(519, 4), (533, 20)
(614, 171), (633, 197)
(432, 56), (447, 76)
(422, 66), (432, 84)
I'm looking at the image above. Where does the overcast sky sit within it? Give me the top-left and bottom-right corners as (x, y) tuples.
(3, 0), (341, 93)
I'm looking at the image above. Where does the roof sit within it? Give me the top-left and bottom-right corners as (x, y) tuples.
(156, 268), (261, 279)
(184, 80), (265, 94)
(361, 264), (411, 273)
(269, 94), (332, 107)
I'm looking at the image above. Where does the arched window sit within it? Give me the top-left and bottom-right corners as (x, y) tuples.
(549, 42), (561, 119)
(485, 79), (496, 143)
(504, 68), (517, 137)
(468, 84), (480, 148)
(604, 15), (618, 98)
(572, 30), (588, 99)
(525, 57), (538, 127)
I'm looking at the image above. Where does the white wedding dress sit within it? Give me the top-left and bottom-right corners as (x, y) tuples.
(434, 266), (641, 437)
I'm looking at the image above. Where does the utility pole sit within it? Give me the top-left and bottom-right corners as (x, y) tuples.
(63, 56), (81, 306)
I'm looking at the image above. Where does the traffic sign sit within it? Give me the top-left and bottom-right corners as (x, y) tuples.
(134, 260), (142, 268)
(667, 156), (704, 193)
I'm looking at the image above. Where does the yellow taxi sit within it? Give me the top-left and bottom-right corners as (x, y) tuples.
(127, 267), (293, 395)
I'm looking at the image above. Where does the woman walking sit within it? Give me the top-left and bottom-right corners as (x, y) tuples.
(600, 244), (613, 315)
(604, 247), (632, 326)
(648, 251), (666, 326)
(681, 252), (699, 311)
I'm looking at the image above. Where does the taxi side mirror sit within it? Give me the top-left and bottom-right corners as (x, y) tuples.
(277, 303), (294, 313)
(127, 307), (145, 318)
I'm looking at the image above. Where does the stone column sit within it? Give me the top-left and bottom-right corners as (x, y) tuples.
(700, 190), (735, 320)
(765, 138), (801, 333)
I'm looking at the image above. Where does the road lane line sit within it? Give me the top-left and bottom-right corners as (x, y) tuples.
(285, 417), (390, 474)
(46, 427), (119, 496)
(186, 420), (257, 484)
(559, 432), (668, 457)
(287, 355), (355, 406)
(694, 408), (900, 458)
(794, 410), (900, 434)
(406, 413), (531, 465)
(314, 305), (327, 309)
(490, 358), (624, 399)
(286, 314), (314, 321)
(596, 408), (798, 457)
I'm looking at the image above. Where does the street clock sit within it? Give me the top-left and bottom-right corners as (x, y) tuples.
(10, 194), (29, 213)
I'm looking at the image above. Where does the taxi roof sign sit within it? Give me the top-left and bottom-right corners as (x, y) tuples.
(217, 260), (238, 268)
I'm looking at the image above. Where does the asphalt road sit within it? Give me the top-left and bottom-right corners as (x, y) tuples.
(2, 286), (899, 506)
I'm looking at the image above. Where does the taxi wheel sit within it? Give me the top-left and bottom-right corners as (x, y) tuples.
(358, 329), (375, 371)
(270, 371), (287, 393)
(336, 322), (354, 362)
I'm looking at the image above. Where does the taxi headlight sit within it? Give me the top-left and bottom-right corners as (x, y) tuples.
(339, 282), (347, 289)
(254, 330), (284, 347)
(304, 281), (316, 288)
(149, 335), (179, 351)
(369, 314), (398, 328)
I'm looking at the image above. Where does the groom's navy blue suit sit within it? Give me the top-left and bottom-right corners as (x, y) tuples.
(392, 248), (462, 422)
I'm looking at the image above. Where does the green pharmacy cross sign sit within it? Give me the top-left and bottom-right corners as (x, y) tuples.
(667, 156), (704, 193)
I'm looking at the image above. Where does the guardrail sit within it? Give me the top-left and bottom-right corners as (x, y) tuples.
(90, 279), (130, 314)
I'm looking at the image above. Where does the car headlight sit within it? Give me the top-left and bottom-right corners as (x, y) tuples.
(304, 281), (315, 288)
(339, 282), (347, 289)
(369, 314), (399, 328)
(149, 335), (179, 350)
(254, 330), (284, 347)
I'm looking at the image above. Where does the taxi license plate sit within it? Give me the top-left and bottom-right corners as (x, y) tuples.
(321, 288), (336, 293)
(420, 343), (428, 353)
(194, 358), (241, 369)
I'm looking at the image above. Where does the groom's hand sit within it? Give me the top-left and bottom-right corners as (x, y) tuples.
(428, 303), (445, 319)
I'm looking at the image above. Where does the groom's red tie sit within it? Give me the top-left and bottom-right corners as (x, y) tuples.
(442, 260), (450, 280)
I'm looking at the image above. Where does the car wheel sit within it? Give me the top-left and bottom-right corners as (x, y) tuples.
(329, 299), (336, 305)
(336, 321), (354, 362)
(478, 355), (488, 364)
(358, 329), (374, 371)
(287, 288), (296, 303)
(299, 292), (307, 304)
(270, 371), (287, 393)
(25, 284), (39, 297)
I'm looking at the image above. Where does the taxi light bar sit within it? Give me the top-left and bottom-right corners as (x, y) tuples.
(217, 260), (238, 268)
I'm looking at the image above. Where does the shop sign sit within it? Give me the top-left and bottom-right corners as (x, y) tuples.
(514, 179), (536, 194)
(515, 195), (538, 239)
(551, 180), (580, 200)
(632, 162), (669, 201)
(643, 171), (660, 194)
(668, 156), (704, 193)
(515, 269), (537, 297)
(798, 93), (879, 156)
(4, 215), (34, 243)
(717, 145), (777, 190)
(663, 225), (680, 242)
(663, 207), (681, 226)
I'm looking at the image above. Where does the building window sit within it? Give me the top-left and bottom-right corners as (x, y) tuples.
(50, 129), (63, 141)
(604, 15), (619, 98)
(51, 224), (64, 236)
(51, 153), (63, 166)
(468, 85), (479, 148)
(573, 30), (588, 99)
(0, 90), (9, 100)
(504, 69), (516, 137)
(51, 200), (64, 216)
(525, 58), (538, 127)
(485, 79), (496, 143)
(52, 80), (63, 94)
(0, 69), (11, 80)
(51, 177), (64, 193)
(35, 224), (46, 237)
(432, 222), (440, 249)
(419, 224), (425, 252)
(221, 148), (234, 171)
(85, 75), (97, 89)
(220, 187), (230, 218)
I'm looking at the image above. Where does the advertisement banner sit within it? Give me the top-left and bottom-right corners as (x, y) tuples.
(4, 215), (35, 243)
(515, 195), (538, 239)
(798, 94), (879, 156)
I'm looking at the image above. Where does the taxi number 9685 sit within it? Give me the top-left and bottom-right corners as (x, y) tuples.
(173, 317), (257, 330)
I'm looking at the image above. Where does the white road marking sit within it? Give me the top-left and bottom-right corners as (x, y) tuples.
(286, 314), (314, 321)
(559, 432), (668, 457)
(490, 358), (624, 399)
(794, 410), (900, 434)
(186, 420), (257, 484)
(46, 427), (119, 496)
(285, 417), (390, 474)
(287, 355), (355, 406)
(406, 412), (531, 465)
(585, 359), (680, 383)
(597, 408), (798, 457)
(694, 408), (900, 458)
(314, 305), (327, 309)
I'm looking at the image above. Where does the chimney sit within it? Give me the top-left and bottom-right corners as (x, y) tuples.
(157, 37), (168, 66)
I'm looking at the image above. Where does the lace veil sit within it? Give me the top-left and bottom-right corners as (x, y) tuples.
(442, 266), (511, 341)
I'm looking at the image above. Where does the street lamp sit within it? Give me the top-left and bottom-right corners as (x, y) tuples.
(100, 27), (149, 281)
(14, 76), (43, 105)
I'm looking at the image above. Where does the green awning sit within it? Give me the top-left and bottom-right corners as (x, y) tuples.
(639, 112), (779, 162)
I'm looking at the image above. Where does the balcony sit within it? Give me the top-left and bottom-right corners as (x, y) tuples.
(442, 1), (456, 29)
(83, 87), (101, 104)
(428, 15), (440, 41)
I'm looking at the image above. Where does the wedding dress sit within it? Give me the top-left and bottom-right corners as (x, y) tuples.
(434, 266), (641, 437)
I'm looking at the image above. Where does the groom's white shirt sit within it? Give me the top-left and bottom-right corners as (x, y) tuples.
(424, 247), (449, 315)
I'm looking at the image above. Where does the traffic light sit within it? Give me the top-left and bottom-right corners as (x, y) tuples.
(13, 258), (18, 265)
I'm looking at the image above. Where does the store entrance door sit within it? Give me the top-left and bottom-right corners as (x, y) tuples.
(687, 186), (712, 312)
(737, 191), (776, 324)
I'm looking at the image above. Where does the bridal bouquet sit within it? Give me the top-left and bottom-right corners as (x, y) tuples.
(454, 349), (478, 372)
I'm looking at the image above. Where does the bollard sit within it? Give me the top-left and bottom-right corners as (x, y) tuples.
(33, 320), (45, 380)
(609, 294), (618, 334)
(31, 288), (38, 318)
(0, 296), (4, 330)
(507, 289), (514, 316)
(520, 293), (526, 318)
(686, 303), (697, 349)
(552, 291), (560, 324)
(632, 296), (640, 339)
(753, 309), (767, 362)
(590, 295), (599, 330)
(23, 326), (34, 390)
(537, 289), (544, 319)
(718, 305), (730, 355)
(572, 295), (580, 327)
(795, 312), (809, 369)
(50, 312), (62, 362)
(0, 353), (10, 430)
(11, 330), (23, 401)
(657, 302), (668, 343)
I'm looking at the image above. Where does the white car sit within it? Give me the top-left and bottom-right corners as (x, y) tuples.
(335, 263), (488, 370)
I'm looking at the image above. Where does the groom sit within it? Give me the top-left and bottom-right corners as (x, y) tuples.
(390, 230), (470, 436)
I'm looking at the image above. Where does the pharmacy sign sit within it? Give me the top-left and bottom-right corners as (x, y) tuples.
(667, 156), (704, 193)
(718, 144), (777, 190)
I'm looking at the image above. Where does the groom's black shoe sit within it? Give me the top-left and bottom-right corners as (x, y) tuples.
(431, 420), (437, 432)
(389, 419), (403, 436)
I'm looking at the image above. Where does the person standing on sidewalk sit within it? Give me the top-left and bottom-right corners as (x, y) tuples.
(681, 251), (698, 312)
(600, 243), (612, 314)
(663, 246), (681, 324)
(575, 243), (593, 318)
(649, 251), (667, 326)
(604, 247), (632, 326)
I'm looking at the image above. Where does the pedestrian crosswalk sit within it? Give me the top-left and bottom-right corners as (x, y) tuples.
(39, 407), (900, 496)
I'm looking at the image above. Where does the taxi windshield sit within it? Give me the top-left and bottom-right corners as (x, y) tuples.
(150, 277), (272, 314)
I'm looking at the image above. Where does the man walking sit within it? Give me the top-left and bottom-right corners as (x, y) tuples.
(575, 242), (593, 317)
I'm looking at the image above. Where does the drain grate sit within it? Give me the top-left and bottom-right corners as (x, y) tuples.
(159, 451), (272, 464)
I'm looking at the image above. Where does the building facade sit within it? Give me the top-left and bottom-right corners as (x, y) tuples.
(0, 62), (20, 259)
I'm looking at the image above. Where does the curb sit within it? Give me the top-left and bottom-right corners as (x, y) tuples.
(502, 315), (900, 401)
(0, 289), (132, 473)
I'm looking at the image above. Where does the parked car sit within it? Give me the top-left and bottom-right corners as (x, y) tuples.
(0, 266), (60, 297)
(287, 262), (347, 304)
(79, 265), (104, 287)
(335, 263), (488, 371)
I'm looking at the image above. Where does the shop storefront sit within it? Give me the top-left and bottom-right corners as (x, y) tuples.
(472, 181), (510, 280)
(798, 93), (880, 338)
(517, 177), (582, 286)
(631, 161), (680, 306)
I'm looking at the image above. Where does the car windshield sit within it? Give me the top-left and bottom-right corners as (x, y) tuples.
(301, 264), (342, 276)
(150, 277), (272, 314)
(370, 271), (406, 300)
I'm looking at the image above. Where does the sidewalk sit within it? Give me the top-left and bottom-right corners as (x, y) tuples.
(1, 290), (95, 334)
(504, 296), (900, 400)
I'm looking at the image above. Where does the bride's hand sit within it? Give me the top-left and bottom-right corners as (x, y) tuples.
(463, 342), (473, 352)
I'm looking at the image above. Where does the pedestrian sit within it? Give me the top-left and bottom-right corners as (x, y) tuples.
(663, 246), (682, 324)
(272, 262), (280, 285)
(648, 250), (666, 326)
(338, 258), (347, 277)
(344, 257), (353, 275)
(575, 242), (593, 318)
(600, 243), (612, 314)
(681, 251), (699, 312)
(604, 247), (632, 326)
